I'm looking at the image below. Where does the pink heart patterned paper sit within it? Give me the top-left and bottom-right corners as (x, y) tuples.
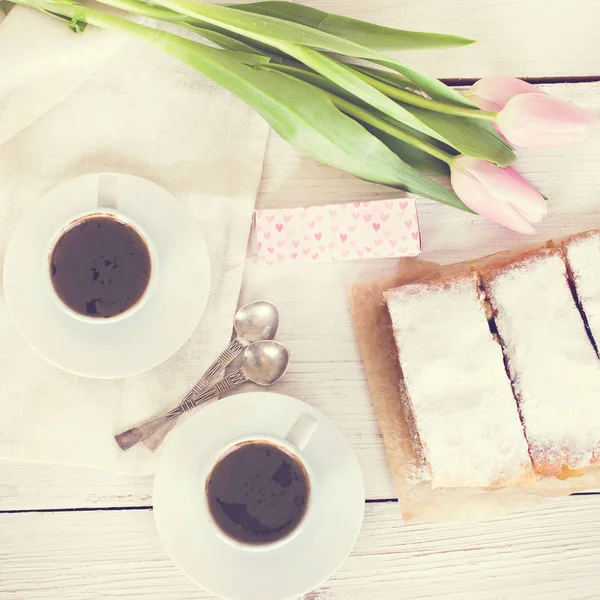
(254, 197), (421, 265)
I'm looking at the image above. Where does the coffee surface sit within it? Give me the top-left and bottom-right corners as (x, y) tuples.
(50, 215), (151, 318)
(206, 441), (310, 545)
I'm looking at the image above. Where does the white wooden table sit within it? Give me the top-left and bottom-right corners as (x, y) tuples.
(2, 1), (600, 598)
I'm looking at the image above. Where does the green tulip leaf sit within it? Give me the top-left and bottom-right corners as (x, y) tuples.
(228, 1), (475, 50)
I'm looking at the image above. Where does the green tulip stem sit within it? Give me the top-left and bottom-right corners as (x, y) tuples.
(350, 70), (498, 120)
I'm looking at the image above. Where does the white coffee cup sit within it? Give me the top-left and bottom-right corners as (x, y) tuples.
(203, 412), (319, 552)
(45, 177), (158, 324)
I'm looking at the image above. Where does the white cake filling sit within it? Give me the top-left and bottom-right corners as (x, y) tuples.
(483, 250), (600, 475)
(385, 272), (533, 488)
(564, 231), (600, 352)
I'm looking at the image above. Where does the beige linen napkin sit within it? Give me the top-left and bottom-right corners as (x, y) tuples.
(0, 7), (269, 474)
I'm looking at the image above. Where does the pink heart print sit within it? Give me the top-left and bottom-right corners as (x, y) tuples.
(255, 197), (420, 264)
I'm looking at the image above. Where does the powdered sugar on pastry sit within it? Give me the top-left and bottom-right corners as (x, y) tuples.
(385, 272), (533, 489)
(481, 248), (600, 476)
(563, 230), (600, 352)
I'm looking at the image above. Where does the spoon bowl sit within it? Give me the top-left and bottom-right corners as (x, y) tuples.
(242, 340), (290, 386)
(234, 301), (279, 344)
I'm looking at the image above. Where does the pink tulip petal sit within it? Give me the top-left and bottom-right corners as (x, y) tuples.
(491, 121), (511, 144)
(464, 93), (503, 112)
(451, 160), (537, 235)
(498, 93), (596, 147)
(466, 76), (544, 111)
(463, 157), (547, 224)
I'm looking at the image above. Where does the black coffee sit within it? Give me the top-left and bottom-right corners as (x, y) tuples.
(206, 441), (310, 545)
(50, 215), (151, 319)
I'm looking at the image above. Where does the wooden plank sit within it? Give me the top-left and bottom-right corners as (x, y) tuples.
(2, 496), (600, 599)
(298, 0), (600, 79)
(3, 1), (599, 78)
(0, 260), (398, 510)
(0, 82), (599, 511)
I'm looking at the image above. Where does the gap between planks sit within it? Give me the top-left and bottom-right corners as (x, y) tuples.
(0, 498), (400, 515)
(1, 494), (598, 515)
(442, 75), (600, 86)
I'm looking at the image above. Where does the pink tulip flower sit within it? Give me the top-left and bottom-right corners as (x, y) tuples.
(465, 76), (544, 112)
(450, 155), (547, 234)
(496, 93), (596, 148)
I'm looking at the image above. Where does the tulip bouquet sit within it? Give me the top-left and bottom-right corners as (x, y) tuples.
(2, 0), (596, 233)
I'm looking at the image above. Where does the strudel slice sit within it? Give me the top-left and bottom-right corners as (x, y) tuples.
(562, 230), (600, 352)
(481, 247), (600, 476)
(385, 272), (533, 489)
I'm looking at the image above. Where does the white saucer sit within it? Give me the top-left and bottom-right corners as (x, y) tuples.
(153, 392), (365, 600)
(3, 173), (210, 379)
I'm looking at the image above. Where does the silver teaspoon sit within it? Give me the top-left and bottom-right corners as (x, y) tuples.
(136, 301), (279, 451)
(115, 340), (290, 452)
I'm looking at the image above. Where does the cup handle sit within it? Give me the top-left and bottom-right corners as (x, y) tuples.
(97, 173), (118, 209)
(284, 413), (318, 452)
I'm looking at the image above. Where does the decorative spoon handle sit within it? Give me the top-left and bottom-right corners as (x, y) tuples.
(114, 369), (247, 451)
(140, 338), (246, 451)
(183, 338), (245, 402)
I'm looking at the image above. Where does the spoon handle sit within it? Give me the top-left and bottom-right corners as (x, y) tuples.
(139, 338), (245, 451)
(181, 338), (245, 404)
(142, 369), (245, 452)
(114, 370), (247, 451)
(142, 370), (247, 450)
